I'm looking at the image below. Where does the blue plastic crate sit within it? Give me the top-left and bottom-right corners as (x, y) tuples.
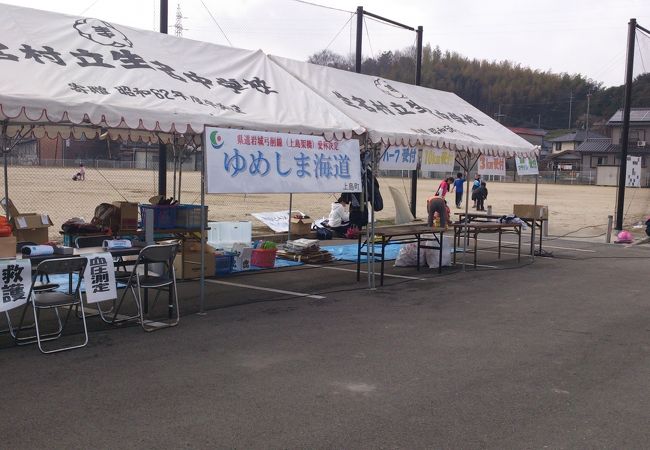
(140, 204), (177, 229)
(175, 204), (207, 230)
(215, 252), (235, 276)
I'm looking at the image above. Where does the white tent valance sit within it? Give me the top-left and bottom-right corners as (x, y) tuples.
(0, 4), (364, 142)
(269, 55), (538, 157)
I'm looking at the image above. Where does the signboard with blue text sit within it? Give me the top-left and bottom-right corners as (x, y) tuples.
(205, 127), (362, 193)
(378, 146), (418, 170)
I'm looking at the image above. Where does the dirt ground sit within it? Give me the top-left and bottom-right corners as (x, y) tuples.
(2, 166), (649, 241)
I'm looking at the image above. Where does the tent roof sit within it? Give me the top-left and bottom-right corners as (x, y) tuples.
(269, 55), (537, 157)
(0, 3), (364, 142)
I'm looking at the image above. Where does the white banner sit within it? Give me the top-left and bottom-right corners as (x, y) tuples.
(205, 127), (362, 194)
(420, 147), (456, 172)
(251, 210), (305, 233)
(626, 156), (641, 187)
(478, 155), (506, 176)
(0, 260), (32, 313)
(515, 156), (539, 175)
(378, 146), (418, 170)
(84, 253), (117, 304)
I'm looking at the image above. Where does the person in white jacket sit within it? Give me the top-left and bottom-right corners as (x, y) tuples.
(327, 195), (351, 236)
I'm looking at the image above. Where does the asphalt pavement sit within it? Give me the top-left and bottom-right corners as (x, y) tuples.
(1, 237), (649, 449)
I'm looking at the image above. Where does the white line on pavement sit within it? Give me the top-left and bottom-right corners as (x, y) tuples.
(475, 238), (596, 253)
(206, 279), (326, 299)
(304, 264), (427, 280)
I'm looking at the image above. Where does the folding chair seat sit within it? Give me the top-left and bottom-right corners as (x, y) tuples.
(11, 256), (89, 354)
(111, 243), (180, 332)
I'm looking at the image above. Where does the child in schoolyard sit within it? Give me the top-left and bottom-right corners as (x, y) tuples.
(72, 163), (85, 181)
(471, 173), (481, 207)
(473, 181), (488, 211)
(451, 172), (466, 208)
(436, 176), (455, 199)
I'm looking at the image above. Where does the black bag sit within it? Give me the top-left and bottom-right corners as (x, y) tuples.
(317, 227), (333, 240)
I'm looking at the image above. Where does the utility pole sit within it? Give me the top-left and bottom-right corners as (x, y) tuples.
(495, 104), (505, 123)
(568, 91), (573, 128)
(158, 0), (168, 197)
(615, 18), (638, 230)
(175, 3), (184, 37)
(586, 91), (592, 134)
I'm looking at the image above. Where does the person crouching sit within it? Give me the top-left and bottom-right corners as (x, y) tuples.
(427, 194), (449, 229)
(327, 195), (351, 237)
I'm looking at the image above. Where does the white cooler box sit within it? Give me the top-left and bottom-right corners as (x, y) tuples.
(208, 221), (252, 251)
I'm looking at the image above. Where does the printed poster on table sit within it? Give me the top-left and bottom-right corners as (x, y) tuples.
(0, 260), (31, 313)
(83, 253), (117, 304)
(515, 156), (539, 175)
(420, 147), (456, 172)
(626, 156), (641, 187)
(205, 127), (362, 194)
(378, 146), (418, 170)
(251, 210), (305, 233)
(478, 155), (506, 176)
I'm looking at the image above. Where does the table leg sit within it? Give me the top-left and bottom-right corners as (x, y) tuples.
(380, 238), (386, 287)
(453, 228), (458, 265)
(473, 231), (478, 269)
(530, 223), (535, 256)
(538, 220), (544, 253)
(416, 234), (421, 272)
(356, 232), (362, 282)
(518, 226), (521, 262)
(498, 229), (502, 259)
(438, 230), (443, 274)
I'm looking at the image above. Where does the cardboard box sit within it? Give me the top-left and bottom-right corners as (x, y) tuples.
(513, 204), (548, 220)
(13, 213), (53, 244)
(173, 239), (216, 279)
(112, 201), (139, 231)
(2, 198), (53, 244)
(290, 217), (313, 236)
(0, 235), (17, 258)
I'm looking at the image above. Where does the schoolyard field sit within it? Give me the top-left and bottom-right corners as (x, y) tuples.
(2, 166), (649, 240)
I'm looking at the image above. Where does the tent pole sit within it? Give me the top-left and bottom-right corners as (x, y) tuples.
(531, 172), (539, 259)
(366, 135), (376, 289)
(199, 133), (206, 315)
(287, 193), (293, 242)
(1, 121), (8, 220)
(461, 151), (480, 272)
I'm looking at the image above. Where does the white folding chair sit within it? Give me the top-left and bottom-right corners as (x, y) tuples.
(111, 243), (180, 332)
(11, 257), (89, 354)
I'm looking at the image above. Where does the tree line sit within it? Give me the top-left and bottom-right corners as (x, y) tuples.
(308, 45), (650, 131)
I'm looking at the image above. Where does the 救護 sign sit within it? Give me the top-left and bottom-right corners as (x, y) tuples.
(0, 260), (32, 313)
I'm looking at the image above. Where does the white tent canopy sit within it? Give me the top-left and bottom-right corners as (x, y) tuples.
(269, 55), (537, 157)
(0, 3), (363, 142)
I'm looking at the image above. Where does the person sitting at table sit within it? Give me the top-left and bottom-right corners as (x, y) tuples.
(326, 194), (351, 237)
(427, 194), (450, 229)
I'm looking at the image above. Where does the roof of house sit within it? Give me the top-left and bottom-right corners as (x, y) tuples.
(608, 108), (650, 124)
(507, 127), (547, 137)
(548, 130), (607, 142)
(575, 138), (650, 154)
(546, 150), (581, 161)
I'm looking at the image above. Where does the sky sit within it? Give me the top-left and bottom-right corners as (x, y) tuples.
(3, 0), (650, 87)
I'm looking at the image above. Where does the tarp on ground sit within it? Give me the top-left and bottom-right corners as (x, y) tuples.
(269, 55), (537, 157)
(0, 3), (364, 142)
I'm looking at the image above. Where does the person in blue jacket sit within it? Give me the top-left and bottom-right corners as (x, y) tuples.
(451, 172), (466, 208)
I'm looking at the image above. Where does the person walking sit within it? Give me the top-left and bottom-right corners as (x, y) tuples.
(451, 172), (466, 208)
(471, 174), (481, 207)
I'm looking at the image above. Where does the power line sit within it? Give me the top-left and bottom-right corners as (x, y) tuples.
(363, 17), (374, 59)
(287, 0), (352, 14)
(78, 0), (101, 15)
(324, 12), (355, 52)
(199, 0), (233, 47)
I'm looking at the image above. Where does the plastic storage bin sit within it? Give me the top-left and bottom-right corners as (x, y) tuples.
(208, 221), (252, 251)
(215, 252), (235, 275)
(140, 205), (177, 229)
(176, 205), (207, 230)
(250, 248), (277, 268)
